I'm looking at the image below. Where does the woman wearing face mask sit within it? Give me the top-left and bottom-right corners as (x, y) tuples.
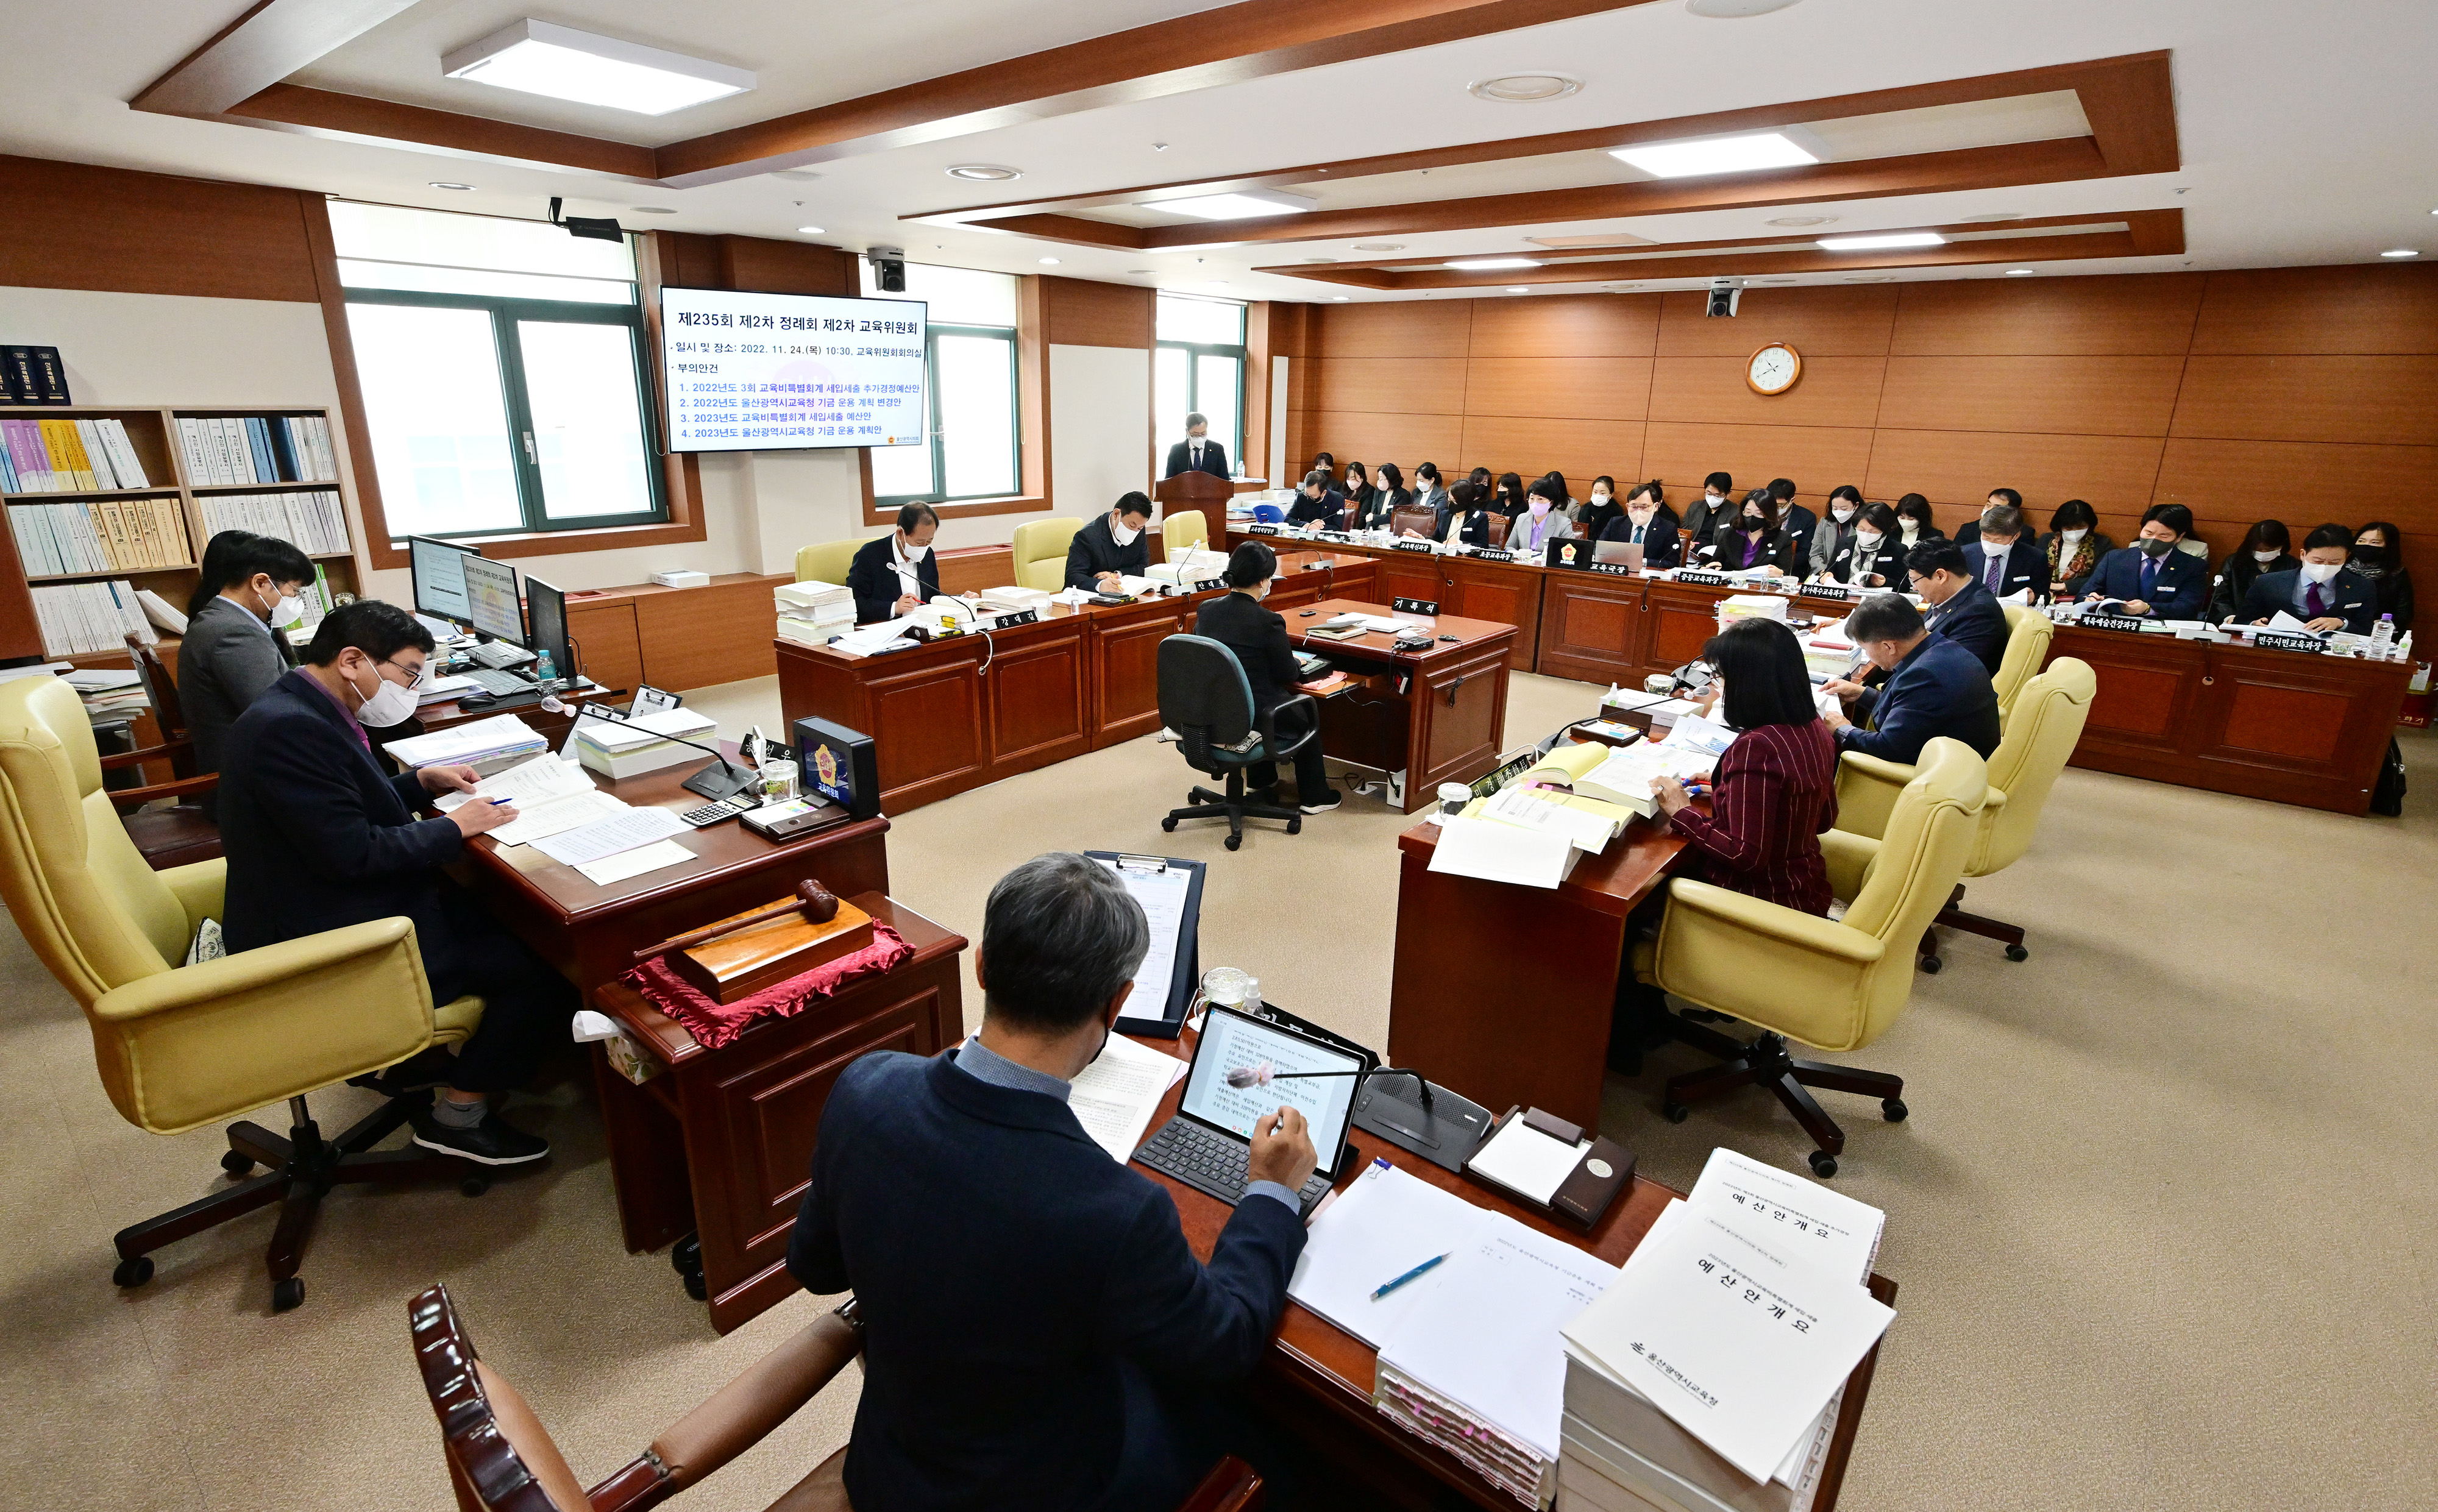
(1575, 475), (1624, 540)
(2038, 499), (2113, 598)
(1806, 485), (1866, 578)
(178, 529), (317, 815)
(1338, 461), (1373, 526)
(1437, 480), (1494, 548)
(847, 502), (942, 622)
(1354, 461), (1409, 531)
(1512, 478), (1577, 555)
(1892, 494), (1945, 550)
(1679, 471), (1733, 550)
(2206, 519), (2295, 624)
(1710, 490), (1795, 575)
(1820, 502), (1905, 587)
(1406, 461), (1450, 536)
(1192, 541), (1341, 814)
(1493, 471), (1529, 523)
(1309, 452), (1336, 484)
(1598, 480), (1680, 566)
(2348, 520), (2414, 631)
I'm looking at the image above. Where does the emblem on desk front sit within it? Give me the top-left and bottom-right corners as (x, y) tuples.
(1559, 544), (1579, 565)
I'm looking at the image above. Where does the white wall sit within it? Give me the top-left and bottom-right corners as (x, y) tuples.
(1050, 343), (1152, 527)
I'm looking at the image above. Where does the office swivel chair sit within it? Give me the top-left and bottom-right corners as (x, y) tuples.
(794, 539), (859, 587)
(1011, 517), (1083, 592)
(0, 673), (490, 1312)
(1633, 737), (1987, 1176)
(1157, 634), (1312, 852)
(411, 1282), (1268, 1512)
(108, 633), (224, 868)
(1991, 604), (2055, 718)
(1833, 658), (2095, 970)
(1162, 509), (1209, 557)
(1390, 505), (1437, 539)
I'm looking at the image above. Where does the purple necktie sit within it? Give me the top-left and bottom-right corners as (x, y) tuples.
(2306, 581), (2326, 618)
(1986, 552), (2005, 594)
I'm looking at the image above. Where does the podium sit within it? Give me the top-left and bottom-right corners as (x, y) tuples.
(1154, 470), (1235, 517)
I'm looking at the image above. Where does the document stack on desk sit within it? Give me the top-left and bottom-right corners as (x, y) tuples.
(572, 707), (720, 779)
(1146, 548), (1229, 588)
(775, 580), (854, 646)
(1571, 743), (1716, 814)
(434, 753), (625, 847)
(1554, 1151), (1892, 1512)
(383, 714), (548, 774)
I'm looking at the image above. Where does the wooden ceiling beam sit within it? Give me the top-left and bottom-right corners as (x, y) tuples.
(224, 84), (661, 180)
(132, 0), (419, 117)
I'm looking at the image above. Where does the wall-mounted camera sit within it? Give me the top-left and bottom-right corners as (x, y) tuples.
(866, 246), (906, 294)
(1704, 277), (1743, 319)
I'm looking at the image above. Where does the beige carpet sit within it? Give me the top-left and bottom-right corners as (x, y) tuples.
(5, 670), (2433, 1511)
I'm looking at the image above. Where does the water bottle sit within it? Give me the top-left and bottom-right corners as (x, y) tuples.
(535, 648), (557, 683)
(2370, 614), (2395, 655)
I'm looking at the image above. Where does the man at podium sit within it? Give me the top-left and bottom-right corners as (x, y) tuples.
(1163, 411), (1231, 480)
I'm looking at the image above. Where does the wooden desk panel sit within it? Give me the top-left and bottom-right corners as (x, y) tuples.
(1536, 572), (1655, 684)
(1288, 598), (1516, 812)
(1092, 598), (1192, 749)
(564, 599), (644, 694)
(987, 626), (1092, 770)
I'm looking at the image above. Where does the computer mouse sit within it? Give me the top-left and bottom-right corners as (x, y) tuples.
(1299, 609), (1317, 617)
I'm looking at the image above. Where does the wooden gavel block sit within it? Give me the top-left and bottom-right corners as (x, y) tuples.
(662, 889), (875, 1004)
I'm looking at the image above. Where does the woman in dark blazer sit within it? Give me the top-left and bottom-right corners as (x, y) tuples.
(1353, 462), (1409, 531)
(1819, 501), (1906, 587)
(1710, 491), (1797, 575)
(2038, 498), (2114, 598)
(2207, 518), (2295, 623)
(1892, 494), (1946, 553)
(1575, 475), (1625, 542)
(1338, 461), (1374, 525)
(1597, 481), (1681, 566)
(2350, 520), (2415, 631)
(1436, 480), (1494, 547)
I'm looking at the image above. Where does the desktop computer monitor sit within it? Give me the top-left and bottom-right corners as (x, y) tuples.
(525, 575), (571, 681)
(458, 555), (525, 644)
(408, 536), (477, 628)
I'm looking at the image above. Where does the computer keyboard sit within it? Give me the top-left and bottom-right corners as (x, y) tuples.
(459, 667), (533, 696)
(1133, 1117), (1333, 1213)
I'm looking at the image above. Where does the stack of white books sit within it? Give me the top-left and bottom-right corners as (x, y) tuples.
(1555, 1151), (1893, 1512)
(1716, 594), (1792, 625)
(383, 714), (549, 775)
(572, 707), (720, 780)
(775, 580), (855, 646)
(1145, 547), (1230, 586)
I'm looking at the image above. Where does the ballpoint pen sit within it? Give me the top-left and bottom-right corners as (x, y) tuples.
(1370, 1252), (1451, 1301)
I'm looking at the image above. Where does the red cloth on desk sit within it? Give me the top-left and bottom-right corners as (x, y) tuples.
(623, 923), (914, 1051)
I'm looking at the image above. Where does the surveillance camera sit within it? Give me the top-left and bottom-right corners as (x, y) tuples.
(1704, 285), (1742, 318)
(865, 246), (906, 294)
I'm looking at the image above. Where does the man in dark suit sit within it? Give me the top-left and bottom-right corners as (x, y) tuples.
(2081, 503), (2210, 619)
(1162, 413), (1230, 480)
(1958, 502), (2052, 605)
(2239, 522), (2382, 633)
(1768, 477), (1820, 568)
(1193, 542), (1340, 812)
(1822, 594), (2002, 762)
(1065, 492), (1155, 591)
(789, 852), (1318, 1512)
(217, 600), (565, 1165)
(178, 530), (314, 817)
(1907, 539), (2011, 675)
(1283, 469), (1343, 529)
(1597, 487), (1682, 567)
(847, 502), (942, 623)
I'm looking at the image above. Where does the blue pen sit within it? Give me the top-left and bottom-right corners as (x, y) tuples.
(1371, 1252), (1451, 1301)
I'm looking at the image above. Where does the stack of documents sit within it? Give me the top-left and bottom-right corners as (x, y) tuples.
(977, 585), (1052, 611)
(572, 707), (720, 780)
(825, 619), (920, 657)
(434, 754), (622, 847)
(1145, 548), (1229, 586)
(1555, 1151), (1892, 1512)
(383, 714), (548, 773)
(1717, 594), (1791, 624)
(775, 580), (854, 645)
(1475, 784), (1633, 855)
(1572, 742), (1718, 812)
(416, 673), (482, 706)
(1427, 814), (1584, 889)
(1062, 1033), (1189, 1162)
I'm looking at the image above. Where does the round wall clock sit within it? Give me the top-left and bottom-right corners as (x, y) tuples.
(1746, 341), (1802, 396)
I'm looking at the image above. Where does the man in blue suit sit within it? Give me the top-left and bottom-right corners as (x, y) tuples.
(1907, 539), (2011, 674)
(1823, 594), (2002, 762)
(1960, 502), (2052, 603)
(789, 853), (1318, 1512)
(2238, 522), (2382, 633)
(2081, 503), (2210, 618)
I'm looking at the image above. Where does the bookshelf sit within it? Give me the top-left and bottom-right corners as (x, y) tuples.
(0, 404), (363, 665)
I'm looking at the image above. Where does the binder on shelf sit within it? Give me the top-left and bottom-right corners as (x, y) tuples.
(0, 347), (36, 405)
(26, 347), (70, 405)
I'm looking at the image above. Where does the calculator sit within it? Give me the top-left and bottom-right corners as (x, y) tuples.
(678, 800), (748, 828)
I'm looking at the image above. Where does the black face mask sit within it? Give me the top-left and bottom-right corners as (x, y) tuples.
(2138, 537), (2175, 557)
(1743, 513), (1764, 527)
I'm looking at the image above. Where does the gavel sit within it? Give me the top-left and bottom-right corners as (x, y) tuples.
(631, 879), (840, 964)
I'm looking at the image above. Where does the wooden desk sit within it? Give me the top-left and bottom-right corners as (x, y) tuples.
(1132, 1023), (1892, 1512)
(772, 552), (1382, 814)
(1389, 813), (1690, 1131)
(589, 895), (965, 1333)
(1290, 598), (1516, 812)
(389, 679), (627, 756)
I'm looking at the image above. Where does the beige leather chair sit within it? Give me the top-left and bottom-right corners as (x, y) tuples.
(1634, 737), (1988, 1177)
(1162, 509), (1209, 558)
(0, 674), (486, 1312)
(1992, 603), (2055, 717)
(1833, 658), (2095, 970)
(795, 538), (861, 587)
(412, 1283), (1268, 1512)
(1012, 516), (1083, 592)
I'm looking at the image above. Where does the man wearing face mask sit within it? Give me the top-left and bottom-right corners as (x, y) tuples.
(179, 530), (316, 817)
(2081, 503), (2209, 619)
(2239, 523), (2380, 633)
(1066, 492), (1156, 592)
(1679, 471), (1733, 550)
(847, 502), (942, 623)
(1819, 594), (2002, 763)
(216, 600), (567, 1166)
(1192, 542), (1341, 812)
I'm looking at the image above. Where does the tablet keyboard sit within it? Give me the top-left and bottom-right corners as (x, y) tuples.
(1133, 1117), (1333, 1213)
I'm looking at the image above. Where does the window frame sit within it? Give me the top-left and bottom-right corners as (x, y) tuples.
(1155, 332), (1248, 475)
(343, 285), (669, 543)
(874, 320), (1022, 511)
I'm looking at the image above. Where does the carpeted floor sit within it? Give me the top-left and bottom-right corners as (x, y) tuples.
(4, 670), (2433, 1510)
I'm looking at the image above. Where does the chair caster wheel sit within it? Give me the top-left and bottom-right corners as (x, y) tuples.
(221, 1150), (255, 1177)
(1160, 817), (1178, 832)
(458, 1174), (489, 1198)
(1224, 834), (1242, 851)
(1917, 954), (1942, 974)
(1286, 818), (1302, 835)
(113, 1255), (154, 1289)
(672, 1235), (703, 1275)
(271, 1277), (305, 1312)
(1661, 1102), (1690, 1124)
(1808, 1151), (1838, 1179)
(1882, 1098), (1908, 1123)
(2004, 945), (2028, 962)
(682, 1270), (707, 1302)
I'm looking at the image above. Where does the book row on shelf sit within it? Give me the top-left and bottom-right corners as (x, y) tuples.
(0, 346), (71, 405)
(197, 490), (350, 557)
(177, 415), (338, 488)
(0, 416), (149, 493)
(8, 497), (191, 575)
(30, 580), (161, 657)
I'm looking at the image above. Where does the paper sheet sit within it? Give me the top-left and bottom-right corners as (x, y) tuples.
(488, 789), (630, 848)
(572, 838), (695, 886)
(532, 806), (690, 867)
(1465, 1116), (1591, 1205)
(1288, 1162), (1492, 1347)
(434, 753), (594, 812)
(1480, 787), (1615, 855)
(1426, 815), (1580, 889)
(1088, 858), (1193, 1022)
(1686, 1148), (1885, 1286)
(1065, 1032), (1190, 1163)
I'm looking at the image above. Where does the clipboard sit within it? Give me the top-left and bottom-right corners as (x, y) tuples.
(1083, 851), (1206, 1039)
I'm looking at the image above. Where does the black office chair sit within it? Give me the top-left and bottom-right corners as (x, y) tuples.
(1157, 634), (1313, 851)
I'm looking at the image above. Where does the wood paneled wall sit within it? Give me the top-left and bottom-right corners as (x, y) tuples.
(1304, 266), (2438, 595)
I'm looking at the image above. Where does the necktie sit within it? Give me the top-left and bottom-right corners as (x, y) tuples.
(1633, 523), (1645, 544)
(2141, 554), (2159, 599)
(1986, 552), (2005, 594)
(2306, 581), (2326, 618)
(1191, 443), (1201, 467)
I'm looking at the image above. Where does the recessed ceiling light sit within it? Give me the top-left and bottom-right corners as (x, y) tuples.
(1766, 215), (1833, 227)
(1818, 232), (1946, 250)
(2379, 248), (2420, 258)
(1447, 257), (1541, 271)
(947, 164), (1022, 182)
(1149, 190), (1315, 220)
(1039, 257), (1061, 265)
(1332, 296), (1350, 302)
(429, 181), (477, 191)
(1612, 131), (1818, 179)
(1686, 0), (1808, 16)
(630, 205), (677, 215)
(2004, 268), (2036, 276)
(1961, 211), (2027, 222)
(1128, 269), (1155, 275)
(1353, 243), (1405, 252)
(1468, 73), (1582, 104)
(442, 20), (753, 115)
(796, 225), (826, 235)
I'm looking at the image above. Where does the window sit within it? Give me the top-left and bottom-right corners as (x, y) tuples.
(861, 262), (1022, 506)
(1155, 295), (1248, 477)
(335, 202), (665, 541)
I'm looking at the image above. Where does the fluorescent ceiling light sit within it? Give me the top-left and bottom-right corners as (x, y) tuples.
(1151, 191), (1315, 221)
(1818, 232), (1947, 250)
(443, 20), (753, 116)
(1446, 257), (1541, 271)
(2380, 248), (2420, 258)
(1039, 257), (1061, 265)
(947, 165), (1021, 182)
(1505, 286), (1531, 293)
(796, 225), (825, 235)
(1610, 131), (1817, 179)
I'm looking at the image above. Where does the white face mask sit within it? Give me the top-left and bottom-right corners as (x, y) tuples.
(2061, 528), (2088, 543)
(2252, 548), (2284, 564)
(1590, 492), (1611, 504)
(1854, 530), (1882, 549)
(253, 581), (304, 628)
(1112, 519), (1141, 546)
(1705, 493), (1725, 508)
(349, 661), (419, 728)
(2300, 560), (2342, 584)
(900, 536), (931, 561)
(1832, 506), (1855, 523)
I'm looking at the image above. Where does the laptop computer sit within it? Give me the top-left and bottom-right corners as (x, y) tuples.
(1132, 1002), (1372, 1215)
(1593, 538), (1644, 570)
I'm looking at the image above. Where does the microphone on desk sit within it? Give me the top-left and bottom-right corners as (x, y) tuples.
(1226, 1061), (1434, 1110)
(544, 695), (759, 803)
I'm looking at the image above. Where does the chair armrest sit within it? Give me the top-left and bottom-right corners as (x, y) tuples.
(158, 859), (226, 927)
(1666, 879), (1886, 964)
(1818, 829), (1879, 904)
(108, 772), (217, 809)
(100, 738), (191, 769)
(1257, 693), (1317, 756)
(1832, 750), (1916, 842)
(638, 1305), (863, 1497)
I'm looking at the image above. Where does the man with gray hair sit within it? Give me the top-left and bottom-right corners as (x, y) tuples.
(789, 853), (1317, 1512)
(1164, 411), (1230, 480)
(1960, 499), (2052, 608)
